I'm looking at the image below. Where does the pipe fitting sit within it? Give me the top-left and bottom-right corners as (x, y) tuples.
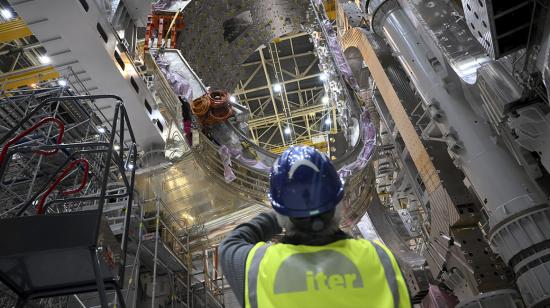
(444, 134), (462, 154)
(428, 104), (443, 122)
(489, 206), (550, 263)
(373, 2), (549, 306)
(368, 0), (399, 36)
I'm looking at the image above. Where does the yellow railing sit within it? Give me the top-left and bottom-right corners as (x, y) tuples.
(0, 17), (32, 43)
(0, 65), (60, 91)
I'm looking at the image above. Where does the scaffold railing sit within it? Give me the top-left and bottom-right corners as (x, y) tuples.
(0, 90), (138, 307)
(194, 130), (270, 203)
(0, 84), (129, 217)
(138, 197), (225, 308)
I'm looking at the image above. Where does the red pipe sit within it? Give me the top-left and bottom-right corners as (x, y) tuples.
(36, 158), (90, 214)
(0, 117), (65, 167)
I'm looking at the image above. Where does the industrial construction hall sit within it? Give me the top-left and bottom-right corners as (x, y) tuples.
(1, 0), (550, 307)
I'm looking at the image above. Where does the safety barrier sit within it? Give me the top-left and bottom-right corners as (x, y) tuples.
(194, 131), (270, 203)
(0, 93), (138, 308)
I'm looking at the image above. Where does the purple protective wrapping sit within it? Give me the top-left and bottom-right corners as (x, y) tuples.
(201, 15), (375, 176)
(322, 20), (359, 90)
(152, 0), (174, 11)
(225, 139), (271, 171)
(155, 54), (194, 102)
(233, 154), (271, 171)
(338, 107), (376, 178)
(210, 123), (274, 171)
(218, 145), (237, 183)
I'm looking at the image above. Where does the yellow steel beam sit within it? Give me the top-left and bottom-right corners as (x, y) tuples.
(324, 0), (337, 20)
(267, 134), (328, 154)
(0, 17), (61, 90)
(0, 65), (60, 91)
(340, 26), (442, 193)
(0, 17), (33, 43)
(247, 104), (334, 129)
(270, 141), (328, 154)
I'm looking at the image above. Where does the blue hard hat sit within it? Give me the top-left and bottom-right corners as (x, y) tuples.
(268, 146), (344, 218)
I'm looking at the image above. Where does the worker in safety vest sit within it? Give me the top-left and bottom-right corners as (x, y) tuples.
(220, 146), (411, 308)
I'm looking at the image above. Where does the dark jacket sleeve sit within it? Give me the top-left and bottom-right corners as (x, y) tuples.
(219, 211), (282, 307)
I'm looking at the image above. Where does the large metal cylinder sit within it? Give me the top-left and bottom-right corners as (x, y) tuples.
(369, 0), (550, 306)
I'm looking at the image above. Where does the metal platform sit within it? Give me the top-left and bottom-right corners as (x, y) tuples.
(141, 234), (188, 273)
(0, 211), (120, 301)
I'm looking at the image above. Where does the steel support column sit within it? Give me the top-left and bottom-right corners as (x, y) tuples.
(259, 47), (287, 146)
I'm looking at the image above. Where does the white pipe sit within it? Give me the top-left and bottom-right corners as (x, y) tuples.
(373, 5), (550, 306)
(378, 8), (545, 227)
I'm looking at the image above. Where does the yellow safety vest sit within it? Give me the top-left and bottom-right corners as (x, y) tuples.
(244, 239), (411, 308)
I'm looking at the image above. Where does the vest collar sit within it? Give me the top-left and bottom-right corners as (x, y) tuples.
(280, 229), (350, 246)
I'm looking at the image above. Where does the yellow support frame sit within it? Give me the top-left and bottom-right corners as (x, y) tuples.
(324, 0), (337, 20)
(0, 66), (60, 91)
(269, 139), (328, 155)
(0, 17), (33, 43)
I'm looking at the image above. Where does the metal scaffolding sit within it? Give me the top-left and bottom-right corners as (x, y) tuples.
(0, 84), (131, 218)
(137, 197), (224, 308)
(0, 80), (225, 308)
(0, 82), (138, 307)
(232, 32), (335, 153)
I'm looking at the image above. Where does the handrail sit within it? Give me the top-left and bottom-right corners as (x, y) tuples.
(225, 121), (278, 159)
(0, 117), (65, 167)
(196, 132), (270, 200)
(0, 95), (123, 145)
(36, 158), (90, 214)
(14, 148), (106, 216)
(1, 94), (138, 290)
(59, 159), (89, 196)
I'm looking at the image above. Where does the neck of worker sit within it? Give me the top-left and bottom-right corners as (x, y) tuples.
(275, 207), (350, 246)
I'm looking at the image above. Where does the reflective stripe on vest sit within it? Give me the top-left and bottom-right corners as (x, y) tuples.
(248, 244), (270, 308)
(370, 240), (399, 308)
(246, 239), (405, 308)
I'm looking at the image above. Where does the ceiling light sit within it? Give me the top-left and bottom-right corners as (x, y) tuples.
(325, 118), (332, 125)
(97, 126), (106, 134)
(126, 163), (134, 171)
(273, 83), (282, 92)
(229, 95), (237, 103)
(180, 212), (195, 222)
(113, 144), (120, 151)
(319, 73), (328, 81)
(1, 9), (13, 19)
(284, 126), (292, 135)
(321, 96), (330, 104)
(58, 79), (67, 87)
(39, 55), (51, 64)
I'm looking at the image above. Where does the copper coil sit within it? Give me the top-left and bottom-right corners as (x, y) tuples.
(191, 96), (210, 116)
(210, 105), (233, 119)
(203, 106), (234, 125)
(209, 90), (229, 109)
(193, 90), (236, 126)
